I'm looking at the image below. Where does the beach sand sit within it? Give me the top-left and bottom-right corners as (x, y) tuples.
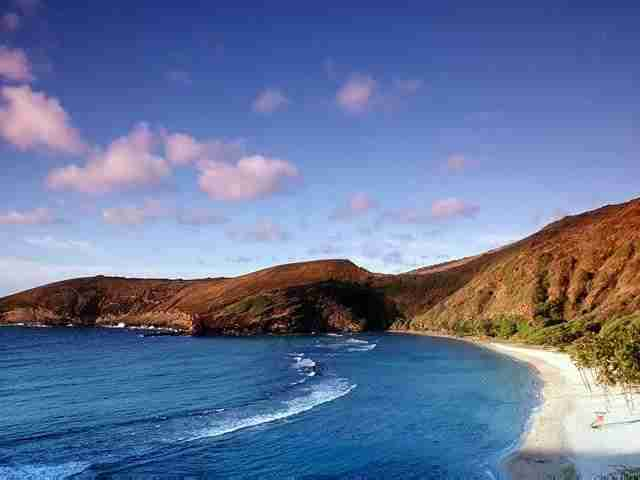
(490, 343), (640, 480)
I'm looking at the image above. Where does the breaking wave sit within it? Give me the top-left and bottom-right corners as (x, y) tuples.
(189, 378), (356, 440)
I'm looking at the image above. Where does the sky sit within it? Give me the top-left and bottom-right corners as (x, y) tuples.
(0, 1), (638, 295)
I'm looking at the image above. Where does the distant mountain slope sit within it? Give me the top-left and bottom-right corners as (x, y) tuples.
(2, 198), (639, 343)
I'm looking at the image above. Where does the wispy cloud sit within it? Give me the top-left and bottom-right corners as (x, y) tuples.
(102, 199), (168, 226)
(431, 198), (480, 219)
(445, 154), (467, 173)
(177, 210), (229, 226)
(336, 74), (376, 114)
(383, 198), (480, 224)
(0, 207), (57, 225)
(24, 235), (93, 251)
(330, 192), (377, 221)
(252, 88), (289, 114)
(227, 219), (289, 243)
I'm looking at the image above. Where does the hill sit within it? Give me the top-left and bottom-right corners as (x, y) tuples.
(2, 198), (640, 345)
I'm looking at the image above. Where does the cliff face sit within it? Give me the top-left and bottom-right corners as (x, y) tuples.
(2, 198), (640, 341)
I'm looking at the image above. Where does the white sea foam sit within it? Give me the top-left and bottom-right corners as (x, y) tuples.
(296, 358), (316, 369)
(0, 461), (91, 480)
(326, 333), (343, 337)
(347, 343), (377, 352)
(190, 378), (356, 440)
(345, 338), (369, 345)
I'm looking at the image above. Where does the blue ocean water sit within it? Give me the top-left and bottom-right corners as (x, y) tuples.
(0, 327), (537, 479)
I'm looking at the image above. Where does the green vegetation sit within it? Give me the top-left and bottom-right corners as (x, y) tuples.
(225, 295), (272, 316)
(570, 314), (640, 388)
(533, 271), (565, 327)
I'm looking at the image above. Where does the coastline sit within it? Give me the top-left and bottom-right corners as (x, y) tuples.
(393, 330), (640, 479)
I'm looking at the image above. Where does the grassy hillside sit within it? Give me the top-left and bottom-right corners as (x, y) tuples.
(2, 198), (640, 347)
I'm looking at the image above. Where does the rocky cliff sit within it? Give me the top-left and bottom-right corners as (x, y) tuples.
(2, 197), (639, 344)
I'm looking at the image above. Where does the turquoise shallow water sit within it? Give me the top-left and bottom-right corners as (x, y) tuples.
(0, 327), (537, 479)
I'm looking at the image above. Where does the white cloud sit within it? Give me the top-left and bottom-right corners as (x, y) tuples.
(47, 123), (169, 194)
(198, 155), (299, 201)
(0, 85), (86, 154)
(336, 74), (376, 114)
(252, 88), (289, 114)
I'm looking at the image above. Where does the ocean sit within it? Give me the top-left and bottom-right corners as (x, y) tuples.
(0, 327), (537, 479)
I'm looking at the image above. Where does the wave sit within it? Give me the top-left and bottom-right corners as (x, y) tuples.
(345, 338), (369, 345)
(189, 378), (356, 441)
(0, 461), (91, 480)
(347, 343), (377, 352)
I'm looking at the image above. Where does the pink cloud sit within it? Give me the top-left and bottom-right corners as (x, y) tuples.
(446, 154), (467, 172)
(0, 85), (86, 154)
(252, 88), (289, 114)
(0, 207), (56, 225)
(431, 198), (480, 219)
(198, 155), (299, 201)
(331, 192), (377, 220)
(336, 74), (376, 114)
(162, 131), (243, 166)
(47, 123), (169, 194)
(163, 132), (204, 165)
(0, 46), (32, 81)
(102, 199), (168, 226)
(1, 13), (20, 32)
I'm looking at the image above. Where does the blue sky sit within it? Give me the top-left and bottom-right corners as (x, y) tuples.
(0, 1), (638, 295)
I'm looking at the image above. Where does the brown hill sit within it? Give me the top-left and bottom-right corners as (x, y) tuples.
(2, 198), (639, 344)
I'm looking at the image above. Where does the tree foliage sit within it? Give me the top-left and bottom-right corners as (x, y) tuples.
(570, 315), (640, 388)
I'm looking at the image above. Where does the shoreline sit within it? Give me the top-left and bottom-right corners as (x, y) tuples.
(393, 330), (640, 479)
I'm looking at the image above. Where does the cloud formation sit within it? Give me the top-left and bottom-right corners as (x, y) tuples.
(102, 199), (167, 226)
(446, 154), (467, 172)
(252, 88), (289, 114)
(47, 123), (169, 194)
(336, 74), (376, 114)
(0, 207), (56, 225)
(330, 192), (377, 220)
(177, 209), (229, 226)
(227, 219), (289, 243)
(198, 155), (299, 201)
(0, 85), (85, 154)
(0, 46), (32, 82)
(25, 235), (93, 251)
(431, 198), (480, 219)
(384, 199), (480, 224)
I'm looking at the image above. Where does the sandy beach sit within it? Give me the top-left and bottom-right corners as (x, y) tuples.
(489, 343), (640, 480)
